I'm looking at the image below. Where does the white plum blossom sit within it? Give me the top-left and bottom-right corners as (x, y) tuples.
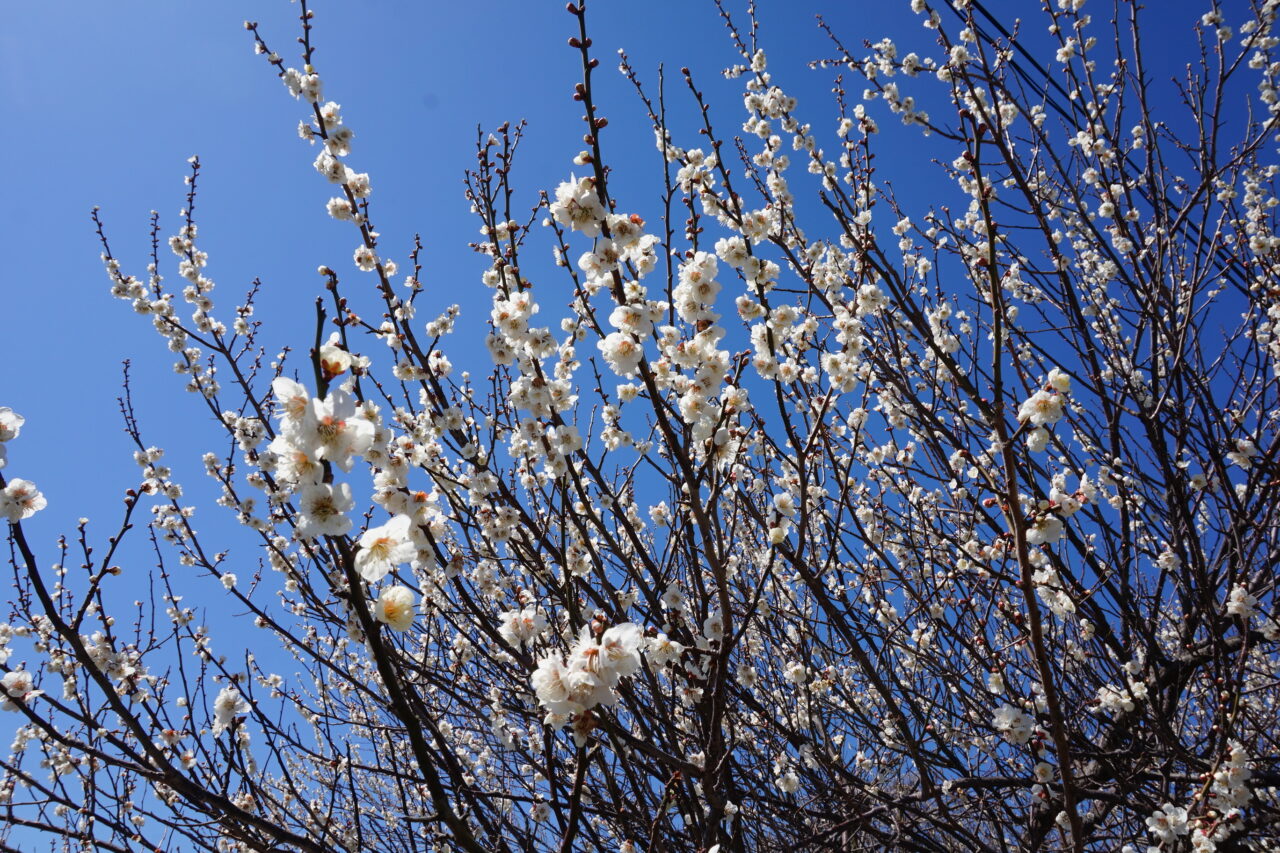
(497, 606), (549, 648)
(0, 407), (23, 469)
(783, 661), (808, 684)
(1209, 741), (1254, 810)
(374, 585), (417, 632)
(550, 175), (606, 237)
(1227, 438), (1259, 468)
(646, 633), (684, 666)
(855, 284), (888, 316)
(596, 623), (643, 678)
(1095, 683), (1141, 716)
(1146, 803), (1189, 843)
(268, 434), (323, 486)
(271, 377), (313, 425)
(1025, 514), (1064, 546)
(1017, 389), (1066, 426)
(673, 252), (722, 323)
(271, 378), (376, 473)
(355, 515), (415, 582)
(599, 332), (644, 377)
(212, 686), (250, 736)
(1225, 584), (1259, 619)
(531, 622), (644, 733)
(295, 482), (354, 539)
(0, 670), (36, 712)
(609, 303), (658, 338)
(301, 391), (375, 472)
(353, 245), (378, 272)
(1, 479), (46, 523)
(0, 408), (23, 443)
(992, 703), (1034, 744)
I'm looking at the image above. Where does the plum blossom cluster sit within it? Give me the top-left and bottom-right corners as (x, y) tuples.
(531, 622), (643, 741)
(262, 358), (381, 541)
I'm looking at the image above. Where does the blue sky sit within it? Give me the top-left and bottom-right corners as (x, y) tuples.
(0, 0), (917, 537)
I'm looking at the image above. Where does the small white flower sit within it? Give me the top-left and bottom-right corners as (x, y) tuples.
(1017, 390), (1065, 426)
(1227, 438), (1259, 468)
(776, 771), (800, 793)
(646, 633), (684, 666)
(549, 175), (606, 237)
(0, 670), (36, 711)
(374, 585), (417, 632)
(0, 408), (24, 443)
(1, 479), (46, 523)
(1226, 584), (1259, 620)
(355, 515), (415, 582)
(497, 606), (548, 648)
(1146, 803), (1189, 843)
(599, 332), (644, 377)
(295, 482), (354, 539)
(212, 686), (250, 736)
(353, 245), (378, 272)
(1025, 515), (1064, 546)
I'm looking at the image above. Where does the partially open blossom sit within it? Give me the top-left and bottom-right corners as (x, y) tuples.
(374, 585), (416, 631)
(319, 335), (354, 379)
(0, 407), (24, 445)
